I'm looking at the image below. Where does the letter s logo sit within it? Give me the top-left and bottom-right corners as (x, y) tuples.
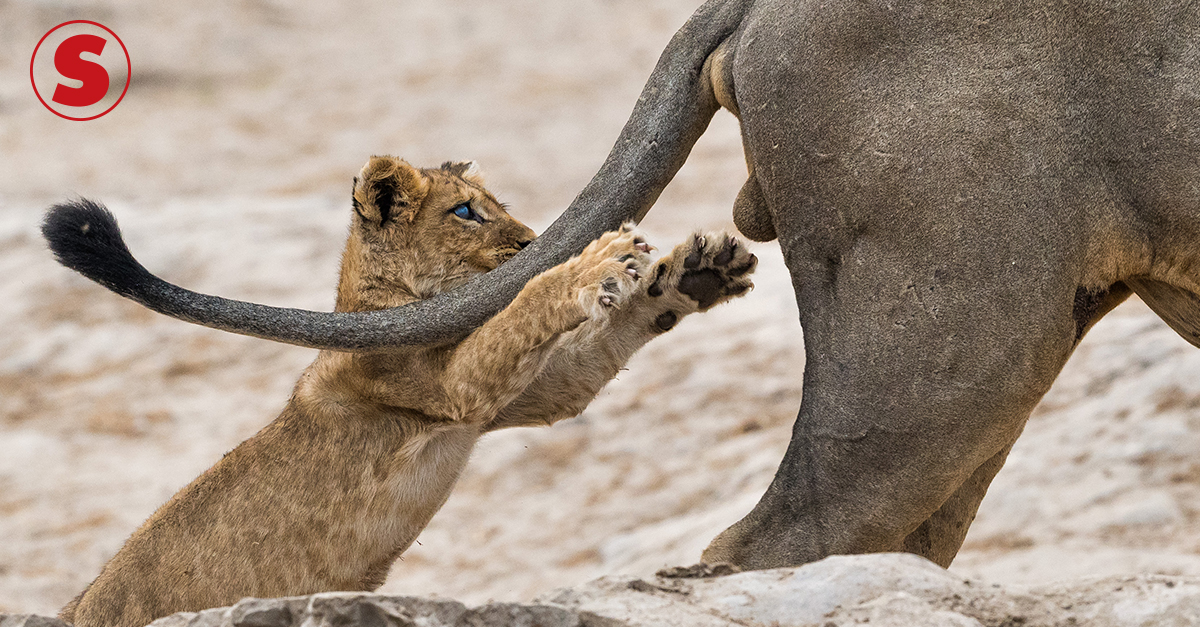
(52, 34), (110, 107)
(31, 21), (130, 121)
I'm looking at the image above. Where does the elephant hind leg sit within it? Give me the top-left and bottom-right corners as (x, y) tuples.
(902, 442), (1015, 567)
(901, 282), (1138, 566)
(1126, 278), (1200, 348)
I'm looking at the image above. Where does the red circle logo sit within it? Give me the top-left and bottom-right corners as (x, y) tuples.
(30, 21), (131, 121)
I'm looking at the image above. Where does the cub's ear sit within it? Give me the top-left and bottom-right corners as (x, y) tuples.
(441, 160), (485, 186)
(353, 156), (429, 225)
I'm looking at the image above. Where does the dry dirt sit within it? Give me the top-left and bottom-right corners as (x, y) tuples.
(2, 0), (1199, 616)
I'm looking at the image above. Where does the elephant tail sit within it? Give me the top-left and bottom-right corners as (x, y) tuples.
(42, 0), (755, 351)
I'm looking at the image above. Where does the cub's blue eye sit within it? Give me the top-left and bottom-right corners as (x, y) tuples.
(451, 203), (478, 221)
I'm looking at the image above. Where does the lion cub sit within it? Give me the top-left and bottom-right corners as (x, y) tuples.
(60, 156), (757, 627)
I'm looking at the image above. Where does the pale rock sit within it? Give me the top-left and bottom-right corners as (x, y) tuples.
(0, 616), (72, 627)
(6, 554), (1200, 627)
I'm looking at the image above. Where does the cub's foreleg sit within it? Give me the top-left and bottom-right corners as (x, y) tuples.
(488, 230), (757, 431)
(441, 226), (653, 422)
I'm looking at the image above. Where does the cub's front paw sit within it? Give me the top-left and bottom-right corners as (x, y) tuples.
(570, 224), (654, 318)
(650, 232), (757, 311)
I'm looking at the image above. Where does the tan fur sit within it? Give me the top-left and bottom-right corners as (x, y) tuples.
(60, 156), (756, 627)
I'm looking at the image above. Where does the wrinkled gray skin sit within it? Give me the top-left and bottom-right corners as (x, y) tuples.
(44, 0), (1200, 570)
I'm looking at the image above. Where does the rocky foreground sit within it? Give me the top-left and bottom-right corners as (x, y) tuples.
(4, 554), (1198, 627)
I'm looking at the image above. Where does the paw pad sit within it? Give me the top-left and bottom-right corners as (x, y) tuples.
(652, 231), (756, 311)
(678, 270), (730, 310)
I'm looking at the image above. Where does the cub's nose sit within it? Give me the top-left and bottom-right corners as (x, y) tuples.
(517, 239), (533, 249)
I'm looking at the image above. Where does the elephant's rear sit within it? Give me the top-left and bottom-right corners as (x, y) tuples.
(708, 0), (1200, 568)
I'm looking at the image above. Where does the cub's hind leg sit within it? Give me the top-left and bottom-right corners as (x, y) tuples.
(489, 230), (757, 431)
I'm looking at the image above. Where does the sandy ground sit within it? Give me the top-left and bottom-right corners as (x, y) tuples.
(2, 0), (1199, 616)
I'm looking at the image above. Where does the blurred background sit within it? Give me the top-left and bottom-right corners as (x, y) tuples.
(2, 0), (1199, 615)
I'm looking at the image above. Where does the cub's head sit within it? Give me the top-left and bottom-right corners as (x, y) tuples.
(336, 155), (536, 312)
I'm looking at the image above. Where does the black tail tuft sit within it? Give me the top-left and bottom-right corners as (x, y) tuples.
(42, 198), (153, 298)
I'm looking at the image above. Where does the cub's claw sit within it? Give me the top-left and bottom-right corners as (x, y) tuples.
(571, 225), (654, 316)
